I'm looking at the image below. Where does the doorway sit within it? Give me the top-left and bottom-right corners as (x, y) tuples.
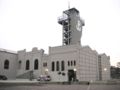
(68, 69), (76, 82)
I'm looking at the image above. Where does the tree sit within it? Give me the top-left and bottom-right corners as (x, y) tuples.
(111, 66), (120, 79)
(117, 62), (120, 68)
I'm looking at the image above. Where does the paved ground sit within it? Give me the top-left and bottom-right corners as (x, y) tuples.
(0, 84), (120, 90)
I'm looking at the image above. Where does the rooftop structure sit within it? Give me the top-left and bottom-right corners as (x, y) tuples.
(58, 8), (84, 45)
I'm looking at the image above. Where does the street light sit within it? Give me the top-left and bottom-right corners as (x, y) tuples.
(45, 68), (48, 72)
(45, 68), (49, 75)
(74, 68), (77, 71)
(104, 68), (107, 71)
(73, 68), (77, 81)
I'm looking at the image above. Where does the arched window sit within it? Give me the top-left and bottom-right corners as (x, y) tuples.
(56, 61), (59, 71)
(61, 61), (65, 71)
(51, 61), (55, 71)
(26, 60), (30, 70)
(34, 59), (39, 70)
(68, 61), (70, 66)
(4, 59), (9, 69)
(18, 60), (22, 69)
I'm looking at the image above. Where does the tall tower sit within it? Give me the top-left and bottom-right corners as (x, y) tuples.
(58, 8), (85, 45)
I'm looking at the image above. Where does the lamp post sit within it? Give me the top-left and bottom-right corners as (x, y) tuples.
(45, 68), (48, 75)
(104, 68), (107, 71)
(74, 68), (77, 72)
(103, 68), (107, 80)
(73, 68), (77, 81)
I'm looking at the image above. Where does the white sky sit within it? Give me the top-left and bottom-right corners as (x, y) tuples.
(0, 0), (120, 66)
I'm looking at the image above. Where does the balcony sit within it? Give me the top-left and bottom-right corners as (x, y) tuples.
(58, 14), (70, 25)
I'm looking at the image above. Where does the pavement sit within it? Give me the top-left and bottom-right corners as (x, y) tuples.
(0, 79), (120, 90)
(0, 84), (120, 90)
(0, 79), (120, 84)
(0, 79), (38, 83)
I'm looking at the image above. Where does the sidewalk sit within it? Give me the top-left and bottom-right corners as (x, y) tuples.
(0, 79), (39, 84)
(0, 79), (120, 85)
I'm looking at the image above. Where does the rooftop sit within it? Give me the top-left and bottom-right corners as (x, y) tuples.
(0, 48), (17, 54)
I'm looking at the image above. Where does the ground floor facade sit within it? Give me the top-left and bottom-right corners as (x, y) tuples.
(0, 44), (110, 82)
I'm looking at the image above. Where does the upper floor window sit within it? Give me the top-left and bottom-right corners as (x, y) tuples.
(61, 61), (65, 71)
(34, 59), (39, 70)
(74, 60), (76, 66)
(51, 61), (55, 71)
(71, 61), (73, 66)
(98, 55), (101, 60)
(56, 61), (59, 71)
(43, 62), (47, 67)
(68, 61), (70, 66)
(26, 60), (30, 70)
(4, 59), (9, 69)
(18, 60), (22, 69)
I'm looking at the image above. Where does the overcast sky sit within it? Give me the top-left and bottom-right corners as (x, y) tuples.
(0, 0), (120, 66)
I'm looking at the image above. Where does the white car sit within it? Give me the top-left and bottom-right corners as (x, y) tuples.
(37, 75), (51, 81)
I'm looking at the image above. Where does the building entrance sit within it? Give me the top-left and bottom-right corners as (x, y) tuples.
(68, 69), (76, 82)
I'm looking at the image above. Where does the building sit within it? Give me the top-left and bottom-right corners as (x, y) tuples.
(0, 49), (17, 79)
(98, 54), (110, 80)
(0, 8), (110, 81)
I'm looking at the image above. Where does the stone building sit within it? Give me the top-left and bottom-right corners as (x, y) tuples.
(0, 8), (110, 81)
(0, 49), (17, 79)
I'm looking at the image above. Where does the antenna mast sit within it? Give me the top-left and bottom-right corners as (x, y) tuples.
(68, 1), (70, 9)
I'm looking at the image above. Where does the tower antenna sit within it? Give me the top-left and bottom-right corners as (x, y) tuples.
(68, 1), (70, 9)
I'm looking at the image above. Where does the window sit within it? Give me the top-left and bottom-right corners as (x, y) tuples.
(51, 61), (55, 71)
(98, 55), (101, 59)
(56, 61), (59, 71)
(26, 60), (30, 70)
(43, 62), (47, 67)
(18, 60), (22, 69)
(4, 59), (9, 69)
(74, 60), (76, 66)
(71, 61), (73, 66)
(68, 61), (70, 66)
(34, 59), (39, 70)
(61, 61), (65, 71)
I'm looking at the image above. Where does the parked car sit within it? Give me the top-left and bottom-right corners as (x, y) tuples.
(37, 75), (51, 81)
(0, 75), (7, 80)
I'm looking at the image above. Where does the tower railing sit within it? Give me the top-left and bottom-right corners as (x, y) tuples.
(58, 14), (70, 25)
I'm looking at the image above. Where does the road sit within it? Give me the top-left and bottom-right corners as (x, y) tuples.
(0, 84), (120, 90)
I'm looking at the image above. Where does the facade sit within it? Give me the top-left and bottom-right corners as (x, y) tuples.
(0, 8), (110, 81)
(49, 44), (99, 81)
(0, 49), (17, 79)
(98, 54), (110, 80)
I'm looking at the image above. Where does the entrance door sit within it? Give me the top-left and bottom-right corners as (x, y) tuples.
(68, 69), (76, 82)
